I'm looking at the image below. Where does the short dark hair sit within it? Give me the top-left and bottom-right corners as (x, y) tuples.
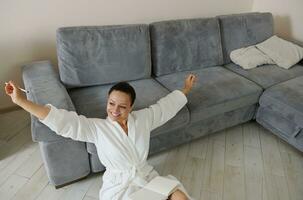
(108, 82), (136, 106)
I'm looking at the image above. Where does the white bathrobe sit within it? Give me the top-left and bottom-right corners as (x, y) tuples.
(40, 90), (192, 200)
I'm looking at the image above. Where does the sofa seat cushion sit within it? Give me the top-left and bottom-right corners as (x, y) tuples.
(256, 76), (303, 151)
(68, 78), (190, 154)
(256, 107), (303, 152)
(225, 63), (303, 89)
(155, 66), (262, 124)
(258, 76), (303, 126)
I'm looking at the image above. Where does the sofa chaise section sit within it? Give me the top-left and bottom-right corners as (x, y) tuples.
(218, 12), (303, 152)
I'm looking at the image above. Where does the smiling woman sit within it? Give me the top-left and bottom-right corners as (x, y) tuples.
(4, 74), (197, 200)
(106, 82), (136, 135)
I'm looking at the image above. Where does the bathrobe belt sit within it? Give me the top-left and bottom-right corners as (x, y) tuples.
(106, 162), (154, 187)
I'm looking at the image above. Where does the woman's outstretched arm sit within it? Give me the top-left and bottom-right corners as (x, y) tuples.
(5, 80), (98, 143)
(4, 81), (50, 120)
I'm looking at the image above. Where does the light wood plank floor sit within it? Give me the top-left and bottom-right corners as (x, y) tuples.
(1, 109), (303, 200)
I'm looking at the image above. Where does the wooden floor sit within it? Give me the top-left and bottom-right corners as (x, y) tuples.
(0, 109), (303, 200)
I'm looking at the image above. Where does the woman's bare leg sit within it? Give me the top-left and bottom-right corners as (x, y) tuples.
(168, 189), (188, 200)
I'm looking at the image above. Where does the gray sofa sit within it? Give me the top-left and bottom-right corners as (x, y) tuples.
(22, 12), (303, 188)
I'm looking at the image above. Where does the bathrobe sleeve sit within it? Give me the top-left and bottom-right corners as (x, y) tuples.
(39, 104), (98, 143)
(144, 90), (188, 131)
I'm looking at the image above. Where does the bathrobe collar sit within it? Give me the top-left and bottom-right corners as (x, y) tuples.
(106, 113), (136, 144)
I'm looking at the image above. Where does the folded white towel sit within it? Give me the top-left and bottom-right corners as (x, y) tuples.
(256, 35), (303, 69)
(230, 46), (274, 69)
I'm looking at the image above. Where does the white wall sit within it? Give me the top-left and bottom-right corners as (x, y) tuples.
(0, 0), (254, 110)
(252, 0), (303, 45)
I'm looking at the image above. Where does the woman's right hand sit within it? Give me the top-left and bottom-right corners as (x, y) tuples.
(182, 74), (197, 95)
(4, 81), (26, 105)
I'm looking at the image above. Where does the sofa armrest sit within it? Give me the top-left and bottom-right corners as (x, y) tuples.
(22, 60), (76, 142)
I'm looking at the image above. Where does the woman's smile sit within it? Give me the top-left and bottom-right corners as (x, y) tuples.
(111, 112), (121, 117)
(112, 112), (120, 116)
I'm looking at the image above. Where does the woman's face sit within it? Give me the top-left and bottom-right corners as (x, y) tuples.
(107, 90), (133, 123)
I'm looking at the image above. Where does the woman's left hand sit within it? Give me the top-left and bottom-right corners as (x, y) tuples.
(182, 74), (197, 95)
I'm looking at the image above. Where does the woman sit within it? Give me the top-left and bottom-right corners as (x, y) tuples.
(5, 74), (197, 200)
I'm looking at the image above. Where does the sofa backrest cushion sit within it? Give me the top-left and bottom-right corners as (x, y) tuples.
(150, 18), (223, 76)
(218, 12), (273, 64)
(56, 25), (151, 88)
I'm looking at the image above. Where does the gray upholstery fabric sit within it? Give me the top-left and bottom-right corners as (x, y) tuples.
(22, 61), (76, 142)
(257, 107), (303, 152)
(150, 18), (223, 76)
(89, 153), (105, 173)
(39, 140), (90, 186)
(225, 63), (303, 89)
(257, 107), (299, 138)
(57, 25), (151, 88)
(256, 76), (303, 151)
(258, 76), (303, 125)
(149, 104), (256, 155)
(185, 104), (257, 140)
(155, 66), (262, 123)
(218, 12), (273, 64)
